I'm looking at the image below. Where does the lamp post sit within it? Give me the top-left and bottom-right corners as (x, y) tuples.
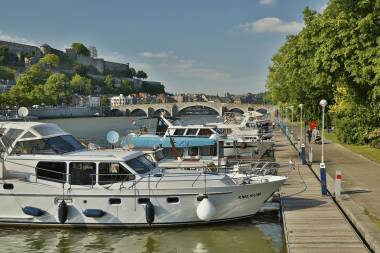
(290, 105), (294, 135)
(320, 99), (328, 195)
(298, 104), (304, 147)
(299, 104), (306, 164)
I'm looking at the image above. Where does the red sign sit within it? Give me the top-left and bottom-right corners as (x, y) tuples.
(309, 120), (317, 130)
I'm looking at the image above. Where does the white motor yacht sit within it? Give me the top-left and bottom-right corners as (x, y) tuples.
(0, 121), (286, 227)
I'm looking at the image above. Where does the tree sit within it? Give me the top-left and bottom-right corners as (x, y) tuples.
(120, 79), (133, 95)
(0, 45), (9, 65)
(71, 43), (90, 56)
(127, 67), (136, 78)
(70, 74), (92, 95)
(0, 66), (15, 80)
(266, 0), (380, 144)
(104, 74), (114, 94)
(45, 73), (71, 105)
(73, 63), (89, 76)
(136, 70), (148, 79)
(100, 95), (109, 106)
(38, 54), (60, 68)
(142, 82), (165, 95)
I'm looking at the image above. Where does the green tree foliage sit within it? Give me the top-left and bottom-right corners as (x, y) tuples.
(104, 74), (114, 94)
(0, 66), (15, 80)
(136, 70), (148, 79)
(70, 74), (92, 95)
(71, 43), (90, 56)
(100, 95), (109, 106)
(142, 82), (165, 95)
(0, 45), (9, 65)
(45, 73), (71, 105)
(38, 54), (60, 68)
(120, 79), (134, 95)
(73, 63), (89, 76)
(128, 67), (136, 78)
(266, 0), (380, 144)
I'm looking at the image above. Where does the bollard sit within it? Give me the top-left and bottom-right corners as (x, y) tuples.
(301, 144), (306, 164)
(335, 170), (342, 198)
(308, 146), (313, 163)
(320, 162), (327, 196)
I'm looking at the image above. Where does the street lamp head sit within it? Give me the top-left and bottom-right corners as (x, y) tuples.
(298, 104), (303, 109)
(320, 99), (327, 107)
(290, 105), (294, 110)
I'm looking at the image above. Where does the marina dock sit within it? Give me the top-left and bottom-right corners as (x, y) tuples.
(275, 130), (369, 253)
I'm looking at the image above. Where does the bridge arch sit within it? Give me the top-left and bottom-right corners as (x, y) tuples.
(110, 108), (124, 116)
(177, 105), (219, 116)
(154, 108), (171, 116)
(228, 107), (245, 114)
(130, 108), (147, 117)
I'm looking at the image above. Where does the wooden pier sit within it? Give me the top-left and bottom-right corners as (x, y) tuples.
(275, 131), (369, 253)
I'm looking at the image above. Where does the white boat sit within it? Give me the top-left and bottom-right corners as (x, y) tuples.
(0, 121), (286, 227)
(157, 115), (274, 159)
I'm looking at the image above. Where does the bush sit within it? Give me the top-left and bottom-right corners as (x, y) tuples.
(0, 66), (15, 80)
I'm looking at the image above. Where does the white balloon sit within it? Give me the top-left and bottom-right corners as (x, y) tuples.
(196, 197), (216, 221)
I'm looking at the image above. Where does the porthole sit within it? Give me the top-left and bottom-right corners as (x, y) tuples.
(3, 183), (14, 190)
(167, 197), (179, 203)
(138, 198), (150, 204)
(109, 198), (121, 205)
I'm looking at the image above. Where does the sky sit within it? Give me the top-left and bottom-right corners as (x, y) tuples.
(0, 0), (328, 94)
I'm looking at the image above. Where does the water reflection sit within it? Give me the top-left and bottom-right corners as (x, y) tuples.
(0, 218), (284, 253)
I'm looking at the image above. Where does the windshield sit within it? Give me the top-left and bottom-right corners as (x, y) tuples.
(12, 135), (85, 155)
(154, 150), (165, 161)
(126, 155), (156, 174)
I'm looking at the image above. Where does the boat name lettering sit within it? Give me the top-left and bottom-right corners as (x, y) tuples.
(238, 192), (261, 199)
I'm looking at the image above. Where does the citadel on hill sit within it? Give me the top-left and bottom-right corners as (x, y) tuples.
(0, 39), (164, 102)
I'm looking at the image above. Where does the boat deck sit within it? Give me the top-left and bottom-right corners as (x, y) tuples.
(274, 130), (369, 253)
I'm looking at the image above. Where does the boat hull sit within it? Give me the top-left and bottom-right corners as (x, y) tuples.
(0, 177), (285, 227)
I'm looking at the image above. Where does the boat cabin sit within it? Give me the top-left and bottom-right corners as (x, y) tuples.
(0, 122), (157, 188)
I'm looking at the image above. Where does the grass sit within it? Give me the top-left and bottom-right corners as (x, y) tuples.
(364, 208), (380, 229)
(324, 131), (380, 164)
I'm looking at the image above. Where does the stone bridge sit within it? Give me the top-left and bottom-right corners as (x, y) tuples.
(111, 102), (275, 117)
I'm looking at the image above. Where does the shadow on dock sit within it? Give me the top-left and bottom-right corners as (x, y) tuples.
(281, 197), (328, 211)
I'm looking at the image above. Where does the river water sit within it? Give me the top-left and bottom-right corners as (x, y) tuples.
(0, 116), (285, 253)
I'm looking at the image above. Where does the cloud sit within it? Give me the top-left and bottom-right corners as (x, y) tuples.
(140, 51), (170, 59)
(240, 17), (303, 33)
(259, 0), (275, 6)
(0, 31), (38, 46)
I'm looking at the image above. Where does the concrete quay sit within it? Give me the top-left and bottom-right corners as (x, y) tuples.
(274, 129), (369, 253)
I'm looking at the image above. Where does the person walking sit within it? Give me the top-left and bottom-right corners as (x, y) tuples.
(307, 128), (312, 143)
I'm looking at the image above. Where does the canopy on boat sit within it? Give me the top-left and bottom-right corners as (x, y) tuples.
(121, 135), (216, 149)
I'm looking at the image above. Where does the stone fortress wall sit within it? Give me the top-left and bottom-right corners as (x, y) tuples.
(0, 40), (129, 74)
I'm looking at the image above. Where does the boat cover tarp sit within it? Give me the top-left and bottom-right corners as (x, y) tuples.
(122, 135), (215, 148)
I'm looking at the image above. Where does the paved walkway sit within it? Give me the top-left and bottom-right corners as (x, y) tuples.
(287, 122), (380, 252)
(274, 129), (368, 253)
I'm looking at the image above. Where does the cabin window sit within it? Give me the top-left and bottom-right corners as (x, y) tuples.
(200, 145), (217, 156)
(126, 155), (155, 174)
(154, 150), (165, 161)
(69, 162), (96, 185)
(163, 148), (184, 158)
(21, 131), (36, 139)
(12, 139), (55, 155)
(173, 129), (185, 136)
(3, 128), (23, 146)
(198, 129), (212, 136)
(36, 162), (67, 183)
(11, 135), (84, 155)
(33, 124), (64, 136)
(188, 147), (199, 157)
(185, 129), (198, 136)
(98, 163), (132, 185)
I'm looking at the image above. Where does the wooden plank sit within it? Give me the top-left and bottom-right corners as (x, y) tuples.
(273, 131), (369, 253)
